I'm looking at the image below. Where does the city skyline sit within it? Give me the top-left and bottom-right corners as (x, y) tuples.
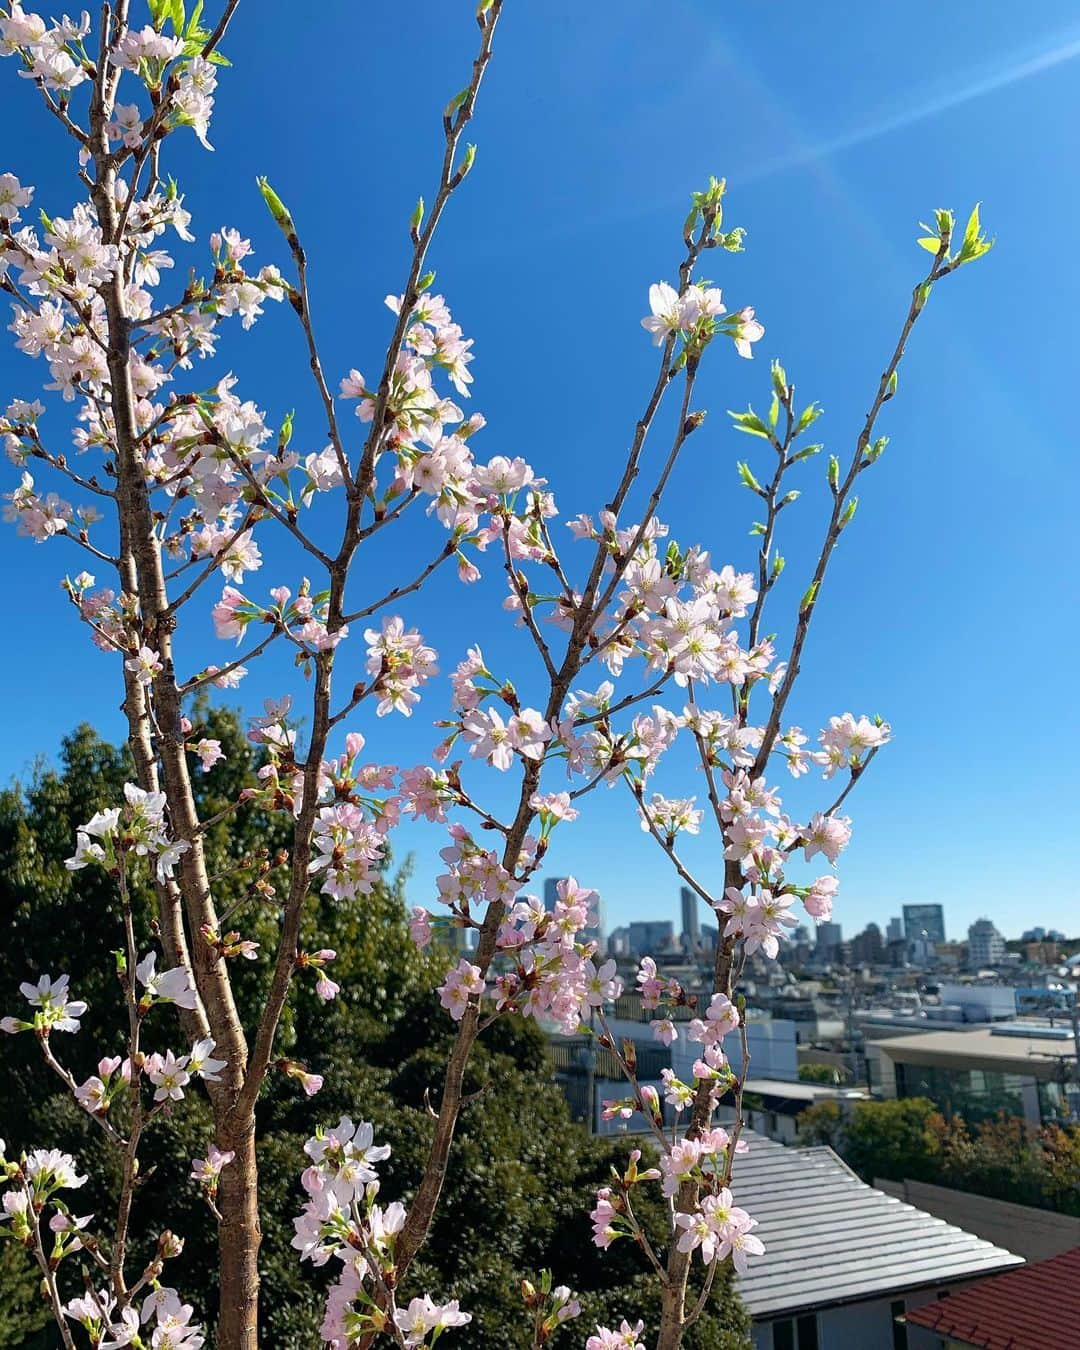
(548, 876), (1074, 955)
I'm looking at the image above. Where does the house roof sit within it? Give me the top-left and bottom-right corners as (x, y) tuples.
(729, 1139), (1023, 1319)
(906, 1246), (1080, 1348)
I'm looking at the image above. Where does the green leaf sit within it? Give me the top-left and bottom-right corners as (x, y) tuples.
(768, 394), (780, 430)
(728, 406), (770, 439)
(955, 202), (994, 266)
(737, 461), (762, 493)
(771, 359), (787, 397)
(916, 236), (940, 254)
(795, 403), (822, 434)
(717, 226), (746, 252)
(800, 581), (819, 613)
(963, 202), (982, 250)
(185, 0), (204, 36)
(791, 442), (822, 463)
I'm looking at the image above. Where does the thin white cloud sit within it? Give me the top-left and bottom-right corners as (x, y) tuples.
(743, 30), (1080, 183)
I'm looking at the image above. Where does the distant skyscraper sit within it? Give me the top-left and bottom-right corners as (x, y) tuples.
(850, 923), (883, 965)
(680, 886), (700, 952)
(545, 876), (604, 951)
(903, 904), (945, 945)
(816, 921), (843, 959)
(608, 926), (631, 957)
(968, 918), (1006, 967)
(627, 920), (674, 957)
(886, 917), (904, 944)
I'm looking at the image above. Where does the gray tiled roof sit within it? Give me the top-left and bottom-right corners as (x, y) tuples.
(728, 1139), (1024, 1318)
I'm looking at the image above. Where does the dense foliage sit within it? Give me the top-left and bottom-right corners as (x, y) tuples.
(799, 1096), (1080, 1215)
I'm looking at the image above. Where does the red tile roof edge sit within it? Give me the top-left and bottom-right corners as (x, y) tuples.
(906, 1245), (1080, 1350)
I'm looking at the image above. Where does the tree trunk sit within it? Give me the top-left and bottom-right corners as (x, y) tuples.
(216, 1119), (262, 1349)
(656, 1271), (688, 1350)
(89, 83), (259, 1347)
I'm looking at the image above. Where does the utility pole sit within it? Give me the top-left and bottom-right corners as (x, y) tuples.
(585, 1005), (597, 1134)
(846, 977), (861, 1086)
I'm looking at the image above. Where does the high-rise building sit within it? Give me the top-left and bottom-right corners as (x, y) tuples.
(903, 904), (946, 945)
(545, 876), (605, 952)
(627, 920), (674, 956)
(815, 921), (843, 960)
(680, 886), (701, 952)
(607, 926), (630, 957)
(886, 917), (904, 944)
(967, 918), (1006, 967)
(850, 923), (884, 965)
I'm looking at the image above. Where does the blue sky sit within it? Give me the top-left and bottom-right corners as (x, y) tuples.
(1, 1), (1077, 942)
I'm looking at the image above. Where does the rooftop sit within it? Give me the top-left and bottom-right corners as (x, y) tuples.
(868, 1026), (1077, 1078)
(729, 1138), (1022, 1318)
(742, 1077), (869, 1103)
(906, 1245), (1080, 1348)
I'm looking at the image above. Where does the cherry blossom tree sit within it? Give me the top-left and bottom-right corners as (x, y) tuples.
(0, 1), (991, 1347)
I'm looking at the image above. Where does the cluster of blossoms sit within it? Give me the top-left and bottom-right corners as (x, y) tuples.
(642, 279), (764, 360)
(2, 964), (223, 1108)
(0, 1136), (204, 1346)
(422, 857), (619, 1036)
(238, 715), (400, 908)
(64, 781), (191, 884)
(673, 1185), (763, 1273)
(586, 1322), (647, 1350)
(64, 1281), (204, 1350)
(519, 1273), (581, 1341)
(292, 1117), (470, 1347)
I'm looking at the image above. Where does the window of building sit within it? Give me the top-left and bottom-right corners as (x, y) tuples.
(772, 1321), (794, 1350)
(891, 1300), (908, 1350)
(771, 1318), (818, 1350)
(796, 1314), (819, 1349)
(893, 1062), (1030, 1124)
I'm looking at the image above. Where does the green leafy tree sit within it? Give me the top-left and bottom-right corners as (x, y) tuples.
(799, 1098), (939, 1182)
(797, 1063), (846, 1085)
(800, 1096), (1080, 1218)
